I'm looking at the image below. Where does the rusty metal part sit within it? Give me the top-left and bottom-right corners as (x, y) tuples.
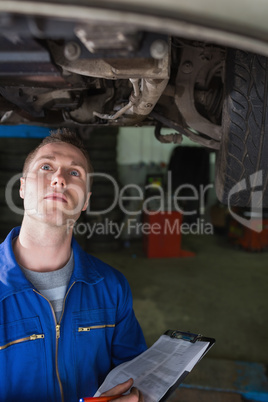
(64, 41), (81, 61)
(154, 123), (183, 144)
(150, 111), (220, 149)
(93, 77), (169, 124)
(47, 35), (170, 80)
(175, 43), (224, 140)
(74, 23), (140, 54)
(93, 100), (133, 121)
(124, 78), (168, 118)
(150, 39), (169, 59)
(68, 87), (114, 123)
(93, 78), (139, 121)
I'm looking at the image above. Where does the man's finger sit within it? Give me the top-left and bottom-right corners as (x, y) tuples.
(101, 378), (134, 397)
(130, 387), (144, 402)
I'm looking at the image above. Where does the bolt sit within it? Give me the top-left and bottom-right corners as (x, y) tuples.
(150, 40), (168, 60)
(64, 41), (81, 61)
(182, 61), (193, 74)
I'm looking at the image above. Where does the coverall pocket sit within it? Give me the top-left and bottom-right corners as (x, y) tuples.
(0, 316), (49, 402)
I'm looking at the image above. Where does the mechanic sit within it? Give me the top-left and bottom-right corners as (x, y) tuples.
(0, 128), (147, 402)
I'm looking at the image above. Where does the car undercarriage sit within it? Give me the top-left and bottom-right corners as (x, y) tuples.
(0, 1), (268, 207)
(0, 16), (224, 151)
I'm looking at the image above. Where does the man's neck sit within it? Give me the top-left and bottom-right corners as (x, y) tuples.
(13, 218), (73, 272)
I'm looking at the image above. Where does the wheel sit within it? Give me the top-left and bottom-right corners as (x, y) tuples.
(215, 49), (268, 207)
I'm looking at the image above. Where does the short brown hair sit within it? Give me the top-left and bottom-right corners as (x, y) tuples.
(23, 128), (93, 186)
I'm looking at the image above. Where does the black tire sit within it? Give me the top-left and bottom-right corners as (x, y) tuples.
(216, 49), (268, 207)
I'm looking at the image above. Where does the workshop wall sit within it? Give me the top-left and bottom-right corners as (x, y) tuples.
(117, 127), (217, 239)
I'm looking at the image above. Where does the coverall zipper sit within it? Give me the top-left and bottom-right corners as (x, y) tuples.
(0, 334), (44, 350)
(78, 324), (115, 332)
(33, 281), (76, 402)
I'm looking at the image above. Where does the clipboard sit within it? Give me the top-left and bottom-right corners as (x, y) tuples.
(164, 329), (215, 350)
(94, 328), (215, 402)
(160, 329), (215, 401)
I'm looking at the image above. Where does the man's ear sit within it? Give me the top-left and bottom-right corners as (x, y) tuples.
(19, 177), (25, 199)
(82, 192), (91, 211)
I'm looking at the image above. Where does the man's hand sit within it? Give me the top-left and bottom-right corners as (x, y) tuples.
(100, 378), (144, 402)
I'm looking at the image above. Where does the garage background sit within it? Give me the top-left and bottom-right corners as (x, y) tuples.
(0, 125), (267, 402)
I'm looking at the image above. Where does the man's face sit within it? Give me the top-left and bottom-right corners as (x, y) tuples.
(20, 142), (91, 227)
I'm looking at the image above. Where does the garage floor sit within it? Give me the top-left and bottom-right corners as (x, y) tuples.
(90, 233), (268, 402)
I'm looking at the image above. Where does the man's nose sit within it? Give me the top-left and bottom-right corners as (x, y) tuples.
(50, 168), (66, 188)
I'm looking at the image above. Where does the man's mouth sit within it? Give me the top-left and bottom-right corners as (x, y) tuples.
(44, 193), (68, 203)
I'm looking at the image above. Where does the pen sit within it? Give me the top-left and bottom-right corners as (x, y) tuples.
(79, 394), (123, 402)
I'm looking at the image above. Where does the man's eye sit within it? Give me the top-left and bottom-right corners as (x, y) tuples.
(41, 164), (51, 171)
(70, 170), (79, 177)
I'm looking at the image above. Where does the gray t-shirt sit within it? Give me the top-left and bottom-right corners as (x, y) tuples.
(20, 251), (74, 323)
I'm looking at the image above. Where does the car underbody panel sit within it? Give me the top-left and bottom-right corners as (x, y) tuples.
(0, 10), (227, 150)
